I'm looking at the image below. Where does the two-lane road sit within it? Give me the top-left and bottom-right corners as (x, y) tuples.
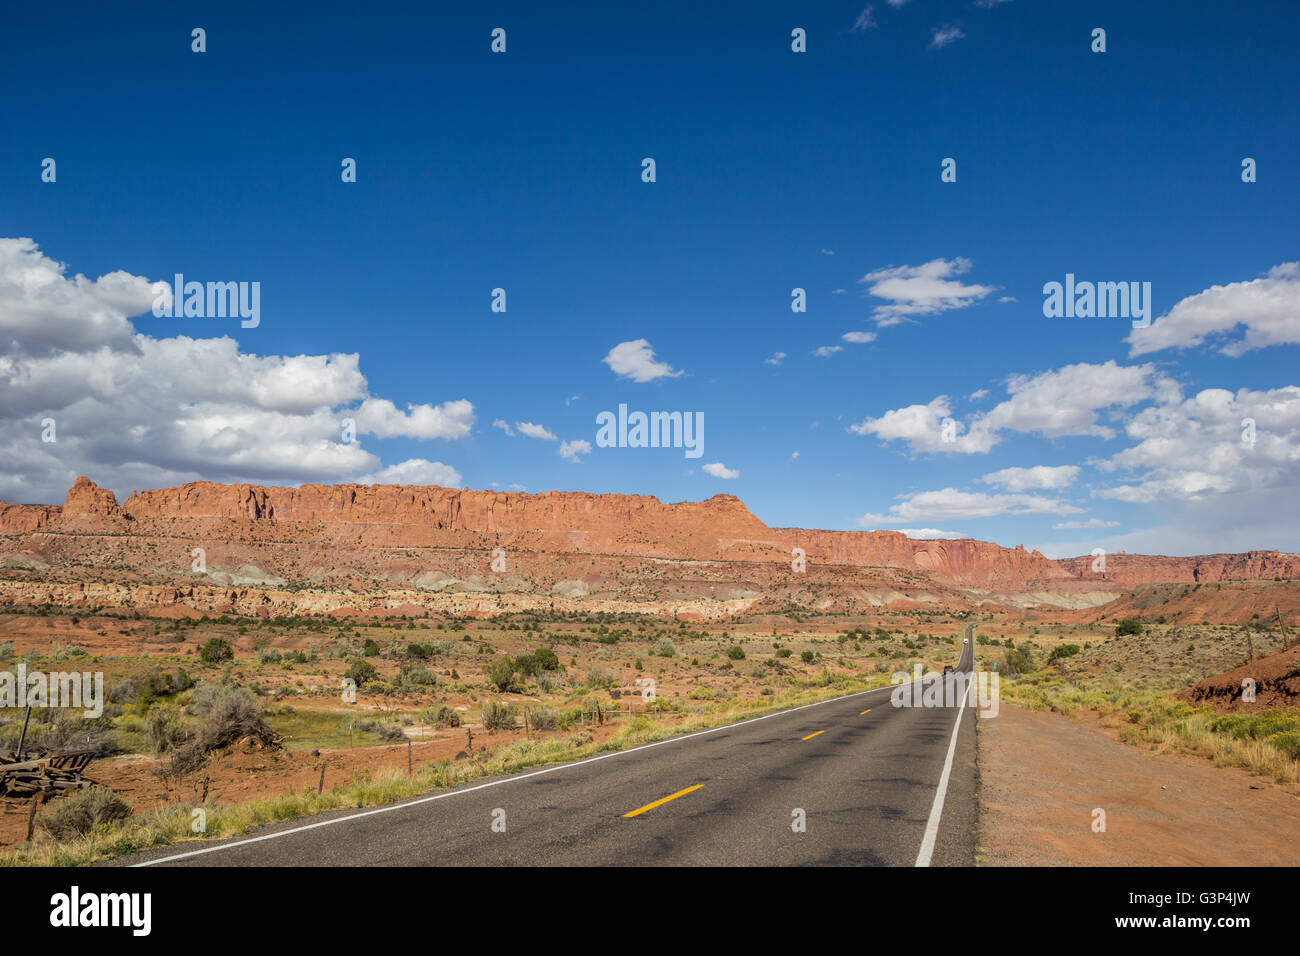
(121, 626), (979, 867)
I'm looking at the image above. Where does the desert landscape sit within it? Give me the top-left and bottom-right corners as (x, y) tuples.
(1, 476), (1296, 865)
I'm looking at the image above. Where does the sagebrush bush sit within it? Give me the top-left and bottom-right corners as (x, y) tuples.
(39, 786), (132, 840)
(480, 700), (516, 731)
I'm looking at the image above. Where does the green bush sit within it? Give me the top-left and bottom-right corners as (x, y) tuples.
(727, 646), (746, 660)
(198, 637), (234, 665)
(1047, 644), (1081, 664)
(344, 658), (379, 686)
(486, 655), (517, 692)
(800, 650), (815, 663)
(1115, 619), (1144, 637)
(421, 704), (461, 728)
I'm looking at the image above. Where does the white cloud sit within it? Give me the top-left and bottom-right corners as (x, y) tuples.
(1127, 262), (1300, 357)
(763, 351), (787, 366)
(858, 257), (995, 326)
(492, 419), (514, 436)
(850, 395), (997, 454)
(982, 361), (1174, 439)
(353, 397), (475, 440)
(703, 462), (739, 479)
(1053, 518), (1119, 530)
(0, 239), (472, 503)
(603, 339), (682, 383)
(929, 24), (965, 48)
(979, 465), (1080, 492)
(358, 459), (462, 487)
(968, 388), (989, 400)
(791, 451), (800, 460)
(1095, 385), (1300, 503)
(558, 439), (592, 462)
(820, 248), (835, 256)
(0, 238), (151, 354)
(813, 345), (843, 357)
(841, 331), (878, 344)
(514, 421), (558, 441)
(899, 528), (969, 540)
(859, 488), (1083, 524)
(851, 6), (877, 31)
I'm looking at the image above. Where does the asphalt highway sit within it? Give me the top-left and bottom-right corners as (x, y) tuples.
(121, 626), (979, 867)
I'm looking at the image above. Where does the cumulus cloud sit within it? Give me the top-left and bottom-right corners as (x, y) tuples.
(982, 361), (1175, 439)
(514, 421), (558, 441)
(703, 462), (739, 479)
(850, 395), (997, 454)
(813, 345), (843, 357)
(858, 257), (995, 326)
(979, 465), (1080, 492)
(1127, 262), (1300, 357)
(763, 352), (787, 366)
(0, 238), (151, 354)
(603, 339), (682, 383)
(1095, 385), (1300, 503)
(492, 419), (514, 436)
(558, 439), (591, 462)
(0, 239), (472, 503)
(352, 397), (475, 440)
(841, 331), (878, 344)
(357, 459), (462, 487)
(859, 488), (1082, 524)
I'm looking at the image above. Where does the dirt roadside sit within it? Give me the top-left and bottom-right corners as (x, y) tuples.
(979, 703), (1300, 865)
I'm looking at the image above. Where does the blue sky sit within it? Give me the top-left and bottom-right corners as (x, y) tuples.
(1, 1), (1297, 558)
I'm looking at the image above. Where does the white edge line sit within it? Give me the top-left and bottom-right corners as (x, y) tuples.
(914, 658), (974, 867)
(133, 680), (910, 866)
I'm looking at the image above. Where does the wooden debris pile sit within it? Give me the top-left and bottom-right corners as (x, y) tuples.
(0, 749), (98, 799)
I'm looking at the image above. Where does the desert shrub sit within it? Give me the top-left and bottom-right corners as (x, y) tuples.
(344, 658), (379, 686)
(362, 638), (381, 656)
(144, 703), (188, 753)
(259, 649), (282, 664)
(688, 686), (713, 700)
(421, 704), (461, 728)
(394, 664), (437, 689)
(652, 638), (676, 658)
(727, 646), (746, 660)
(1003, 644), (1037, 676)
(1115, 619), (1144, 637)
(775, 648), (792, 658)
(800, 650), (815, 663)
(183, 685), (279, 754)
(486, 655), (518, 692)
(584, 667), (614, 690)
(39, 786), (132, 840)
(480, 699), (516, 731)
(1047, 644), (1081, 664)
(526, 706), (559, 731)
(35, 712), (117, 756)
(0, 641), (13, 661)
(198, 637), (234, 665)
(532, 646), (560, 670)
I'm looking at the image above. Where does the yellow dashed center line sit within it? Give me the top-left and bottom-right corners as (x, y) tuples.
(802, 730), (825, 740)
(623, 784), (703, 818)
(860, 709), (873, 715)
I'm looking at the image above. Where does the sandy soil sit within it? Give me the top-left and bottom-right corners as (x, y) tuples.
(979, 703), (1300, 865)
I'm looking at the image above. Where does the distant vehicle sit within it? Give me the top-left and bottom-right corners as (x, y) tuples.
(943, 664), (955, 674)
(963, 637), (970, 644)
